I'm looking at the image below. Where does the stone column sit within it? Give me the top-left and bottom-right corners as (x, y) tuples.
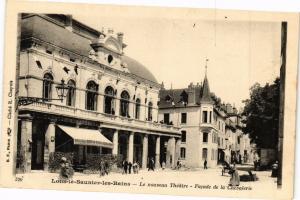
(112, 129), (119, 155)
(98, 94), (104, 113)
(142, 134), (148, 169)
(155, 136), (161, 169)
(20, 117), (33, 172)
(128, 132), (134, 163)
(175, 138), (181, 163)
(44, 120), (56, 171)
(166, 137), (176, 168)
(114, 98), (120, 116)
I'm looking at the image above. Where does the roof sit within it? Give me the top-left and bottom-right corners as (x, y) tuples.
(21, 14), (158, 84)
(159, 88), (191, 108)
(58, 125), (113, 148)
(121, 55), (158, 83)
(200, 74), (213, 103)
(159, 74), (214, 108)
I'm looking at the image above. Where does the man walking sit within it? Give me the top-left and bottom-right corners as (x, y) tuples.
(148, 157), (155, 171)
(128, 162), (132, 174)
(204, 159), (208, 169)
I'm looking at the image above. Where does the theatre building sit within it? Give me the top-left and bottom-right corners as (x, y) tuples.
(17, 14), (180, 172)
(158, 74), (251, 168)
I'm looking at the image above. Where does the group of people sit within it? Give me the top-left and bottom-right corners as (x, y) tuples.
(122, 160), (140, 174)
(59, 157), (74, 180)
(99, 160), (110, 176)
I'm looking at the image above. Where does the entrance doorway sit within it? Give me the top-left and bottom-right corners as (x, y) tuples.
(148, 135), (156, 165)
(133, 134), (142, 164)
(31, 120), (47, 170)
(118, 134), (128, 161)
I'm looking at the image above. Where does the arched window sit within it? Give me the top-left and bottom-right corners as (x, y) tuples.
(104, 86), (115, 114)
(203, 132), (208, 143)
(42, 73), (53, 101)
(86, 81), (98, 111)
(135, 98), (141, 119)
(120, 91), (130, 117)
(66, 80), (76, 107)
(148, 102), (153, 121)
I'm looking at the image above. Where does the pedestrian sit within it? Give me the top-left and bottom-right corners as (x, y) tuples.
(133, 161), (139, 174)
(60, 157), (74, 180)
(271, 161), (278, 177)
(228, 164), (240, 186)
(128, 162), (132, 174)
(253, 153), (260, 171)
(122, 160), (128, 174)
(148, 157), (155, 171)
(100, 160), (105, 176)
(161, 161), (166, 170)
(104, 161), (109, 175)
(204, 159), (208, 169)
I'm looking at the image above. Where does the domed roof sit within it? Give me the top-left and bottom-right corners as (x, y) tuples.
(121, 55), (158, 84)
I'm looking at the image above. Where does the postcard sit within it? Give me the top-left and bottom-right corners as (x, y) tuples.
(0, 0), (299, 199)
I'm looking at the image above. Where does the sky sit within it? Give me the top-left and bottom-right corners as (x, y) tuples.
(73, 7), (281, 109)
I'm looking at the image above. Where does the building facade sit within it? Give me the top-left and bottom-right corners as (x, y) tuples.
(17, 14), (181, 172)
(158, 74), (251, 168)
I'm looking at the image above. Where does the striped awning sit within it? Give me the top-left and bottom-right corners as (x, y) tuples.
(58, 125), (113, 148)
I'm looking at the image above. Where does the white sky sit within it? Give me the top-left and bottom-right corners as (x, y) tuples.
(73, 10), (281, 109)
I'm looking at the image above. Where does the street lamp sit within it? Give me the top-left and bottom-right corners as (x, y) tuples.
(55, 79), (69, 102)
(18, 79), (70, 106)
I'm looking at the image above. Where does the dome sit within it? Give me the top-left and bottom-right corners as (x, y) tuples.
(121, 55), (158, 84)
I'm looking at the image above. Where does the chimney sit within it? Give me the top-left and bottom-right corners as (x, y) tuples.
(161, 81), (165, 90)
(188, 82), (194, 89)
(65, 15), (73, 31)
(187, 86), (196, 105)
(117, 32), (124, 44)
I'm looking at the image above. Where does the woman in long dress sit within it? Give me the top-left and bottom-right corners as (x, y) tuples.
(229, 165), (240, 186)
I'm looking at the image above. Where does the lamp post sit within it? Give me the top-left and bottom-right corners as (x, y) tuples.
(18, 79), (69, 106)
(55, 79), (69, 102)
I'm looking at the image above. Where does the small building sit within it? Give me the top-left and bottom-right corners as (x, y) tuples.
(158, 74), (251, 168)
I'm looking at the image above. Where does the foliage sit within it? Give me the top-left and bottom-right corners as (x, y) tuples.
(242, 78), (280, 149)
(85, 154), (122, 172)
(16, 147), (25, 173)
(49, 152), (74, 173)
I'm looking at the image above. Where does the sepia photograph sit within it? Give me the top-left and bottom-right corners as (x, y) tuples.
(0, 1), (299, 200)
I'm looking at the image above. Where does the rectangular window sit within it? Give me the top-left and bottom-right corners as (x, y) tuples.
(180, 148), (186, 159)
(181, 131), (186, 143)
(202, 111), (208, 123)
(209, 111), (212, 123)
(203, 132), (208, 143)
(202, 148), (207, 160)
(181, 113), (187, 124)
(164, 113), (170, 124)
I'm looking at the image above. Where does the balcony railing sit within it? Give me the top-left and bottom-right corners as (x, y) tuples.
(19, 102), (181, 134)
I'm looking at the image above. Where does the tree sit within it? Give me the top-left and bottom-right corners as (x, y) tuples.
(242, 78), (280, 149)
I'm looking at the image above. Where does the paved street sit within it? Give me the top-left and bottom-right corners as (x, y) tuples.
(18, 164), (277, 192)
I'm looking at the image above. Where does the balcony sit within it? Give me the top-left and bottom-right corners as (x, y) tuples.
(200, 122), (218, 130)
(19, 102), (181, 135)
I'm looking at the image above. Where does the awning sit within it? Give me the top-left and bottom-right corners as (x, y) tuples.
(58, 125), (113, 148)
